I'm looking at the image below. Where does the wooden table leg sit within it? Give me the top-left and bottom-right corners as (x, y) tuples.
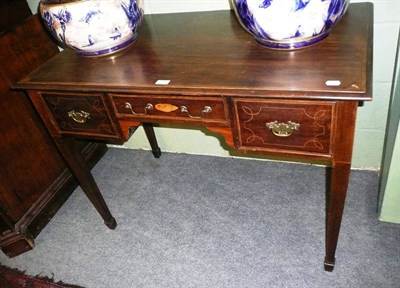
(324, 162), (351, 271)
(142, 122), (161, 158)
(54, 137), (117, 230)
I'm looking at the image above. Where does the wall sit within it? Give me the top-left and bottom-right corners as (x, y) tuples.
(28, 0), (400, 169)
(380, 124), (400, 223)
(350, 0), (400, 169)
(379, 35), (400, 224)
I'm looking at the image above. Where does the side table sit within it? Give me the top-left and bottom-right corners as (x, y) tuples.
(15, 3), (373, 271)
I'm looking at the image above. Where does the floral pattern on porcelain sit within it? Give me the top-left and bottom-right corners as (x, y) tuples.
(231, 0), (349, 49)
(40, 0), (144, 56)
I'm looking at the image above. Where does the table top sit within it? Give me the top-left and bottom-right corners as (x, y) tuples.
(17, 3), (373, 101)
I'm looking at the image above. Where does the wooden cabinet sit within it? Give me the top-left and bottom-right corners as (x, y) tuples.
(0, 0), (108, 257)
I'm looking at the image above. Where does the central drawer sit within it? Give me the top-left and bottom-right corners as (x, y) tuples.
(110, 94), (229, 124)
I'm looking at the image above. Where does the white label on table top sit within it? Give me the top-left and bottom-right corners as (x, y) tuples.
(325, 80), (341, 86)
(155, 80), (171, 85)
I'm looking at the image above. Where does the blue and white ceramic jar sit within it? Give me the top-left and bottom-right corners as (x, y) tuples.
(231, 0), (350, 49)
(40, 0), (144, 56)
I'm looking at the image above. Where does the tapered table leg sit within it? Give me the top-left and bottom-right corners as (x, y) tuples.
(54, 137), (117, 229)
(324, 162), (351, 271)
(142, 123), (161, 158)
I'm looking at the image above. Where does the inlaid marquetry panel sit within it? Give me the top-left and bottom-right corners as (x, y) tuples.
(110, 94), (229, 124)
(234, 99), (335, 156)
(41, 92), (119, 139)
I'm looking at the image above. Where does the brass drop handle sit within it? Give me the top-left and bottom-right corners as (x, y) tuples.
(266, 121), (300, 137)
(68, 110), (90, 124)
(180, 105), (212, 119)
(125, 102), (153, 116)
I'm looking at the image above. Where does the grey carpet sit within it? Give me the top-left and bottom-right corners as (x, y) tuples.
(0, 148), (399, 288)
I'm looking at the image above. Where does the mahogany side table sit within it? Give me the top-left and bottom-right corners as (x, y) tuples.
(16, 3), (373, 271)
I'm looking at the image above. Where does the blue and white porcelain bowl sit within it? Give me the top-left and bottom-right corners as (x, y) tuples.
(231, 0), (350, 49)
(40, 0), (144, 56)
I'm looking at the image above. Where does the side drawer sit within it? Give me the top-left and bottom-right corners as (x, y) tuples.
(41, 92), (119, 139)
(110, 94), (229, 124)
(234, 99), (335, 157)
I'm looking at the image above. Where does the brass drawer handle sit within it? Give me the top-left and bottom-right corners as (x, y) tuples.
(180, 105), (212, 119)
(125, 102), (153, 116)
(68, 110), (91, 124)
(266, 121), (300, 137)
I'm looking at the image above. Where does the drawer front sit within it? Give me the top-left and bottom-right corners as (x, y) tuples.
(234, 99), (335, 156)
(41, 92), (119, 138)
(110, 94), (229, 124)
